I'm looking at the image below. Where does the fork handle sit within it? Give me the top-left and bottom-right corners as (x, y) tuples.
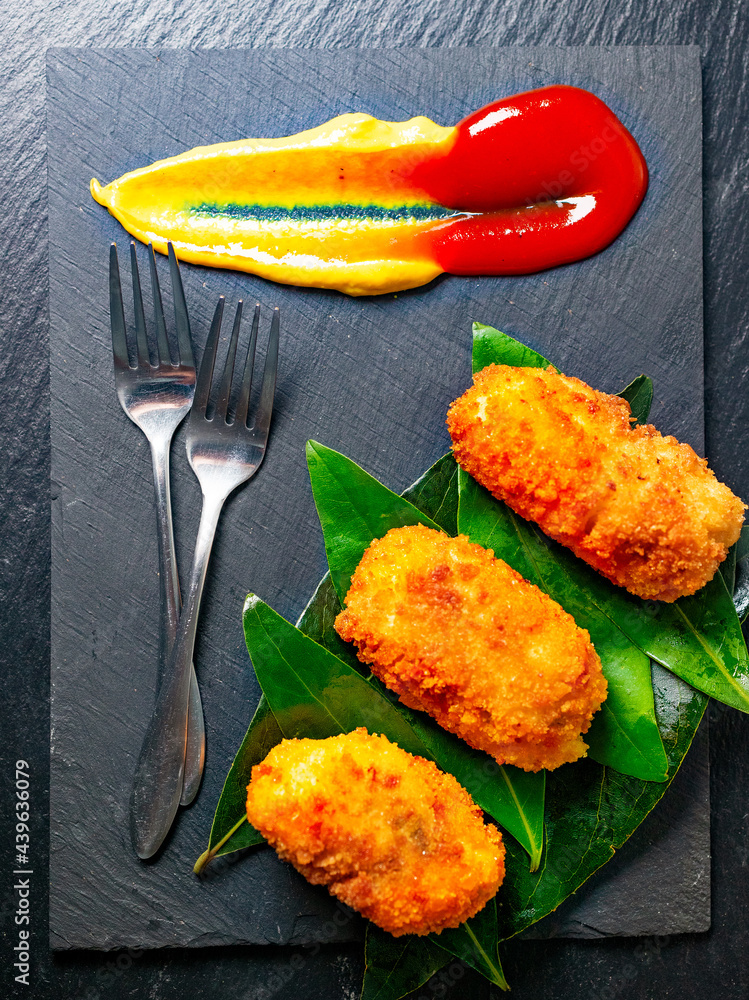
(130, 490), (224, 859)
(151, 436), (181, 660)
(150, 437), (206, 805)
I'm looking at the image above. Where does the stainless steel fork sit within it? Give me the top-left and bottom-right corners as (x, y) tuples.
(110, 241), (205, 807)
(130, 297), (280, 858)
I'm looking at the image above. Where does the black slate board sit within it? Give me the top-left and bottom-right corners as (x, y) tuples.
(48, 46), (708, 951)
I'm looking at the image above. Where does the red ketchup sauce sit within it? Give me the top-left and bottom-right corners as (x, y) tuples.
(410, 85), (649, 275)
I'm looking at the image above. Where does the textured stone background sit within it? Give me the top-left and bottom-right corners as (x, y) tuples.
(1, 2), (748, 998)
(49, 43), (708, 952)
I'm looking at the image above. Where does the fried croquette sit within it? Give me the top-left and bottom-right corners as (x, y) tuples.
(335, 525), (607, 771)
(447, 364), (745, 603)
(245, 728), (504, 936)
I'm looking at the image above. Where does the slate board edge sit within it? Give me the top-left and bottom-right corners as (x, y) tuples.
(47, 45), (709, 949)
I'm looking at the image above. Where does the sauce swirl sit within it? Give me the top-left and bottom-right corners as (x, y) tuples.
(91, 85), (648, 295)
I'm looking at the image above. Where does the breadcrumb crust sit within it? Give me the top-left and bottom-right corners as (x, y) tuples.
(246, 728), (505, 937)
(447, 364), (745, 602)
(335, 525), (607, 771)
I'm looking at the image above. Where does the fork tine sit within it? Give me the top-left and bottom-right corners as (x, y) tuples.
(109, 243), (129, 369)
(129, 242), (151, 367)
(215, 301), (243, 422)
(168, 243), (194, 369)
(193, 297), (225, 417)
(234, 304), (260, 428)
(251, 307), (280, 440)
(148, 244), (171, 365)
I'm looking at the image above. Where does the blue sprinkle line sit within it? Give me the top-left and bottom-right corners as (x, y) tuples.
(190, 202), (460, 222)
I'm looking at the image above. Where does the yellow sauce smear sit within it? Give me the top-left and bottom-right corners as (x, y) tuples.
(91, 113), (459, 296)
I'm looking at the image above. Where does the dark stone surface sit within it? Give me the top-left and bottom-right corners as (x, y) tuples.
(48, 45), (706, 951)
(522, 706), (710, 940)
(0, 2), (747, 998)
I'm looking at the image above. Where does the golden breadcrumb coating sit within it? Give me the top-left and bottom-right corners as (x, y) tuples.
(246, 728), (504, 937)
(335, 525), (606, 771)
(447, 364), (745, 603)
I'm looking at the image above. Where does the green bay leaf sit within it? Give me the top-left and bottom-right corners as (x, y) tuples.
(471, 321), (550, 373)
(471, 325), (653, 431)
(199, 322), (721, 991)
(194, 694), (277, 872)
(362, 926), (449, 1000)
(720, 537), (737, 597)
(553, 551), (749, 713)
(401, 452), (459, 535)
(497, 664), (706, 939)
(432, 898), (507, 991)
(465, 324), (749, 715)
(456, 324), (714, 934)
(457, 470), (668, 783)
(618, 373), (654, 425)
(306, 439), (441, 604)
(243, 595), (431, 757)
(306, 443), (546, 865)
(384, 693), (545, 871)
(195, 456), (464, 872)
(732, 525), (749, 623)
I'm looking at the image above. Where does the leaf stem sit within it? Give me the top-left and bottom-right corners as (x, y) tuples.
(499, 765), (543, 871)
(672, 601), (749, 708)
(193, 815), (247, 875)
(464, 925), (509, 991)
